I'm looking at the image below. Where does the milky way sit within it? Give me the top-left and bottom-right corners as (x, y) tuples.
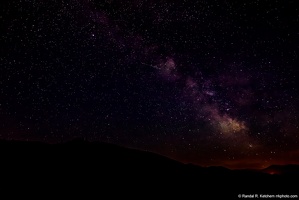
(1, 0), (299, 169)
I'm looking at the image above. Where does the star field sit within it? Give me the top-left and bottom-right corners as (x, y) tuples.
(1, 0), (299, 169)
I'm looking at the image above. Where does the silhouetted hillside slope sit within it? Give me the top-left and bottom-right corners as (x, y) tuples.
(0, 139), (298, 198)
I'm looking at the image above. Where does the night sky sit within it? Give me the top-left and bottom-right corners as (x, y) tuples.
(1, 0), (299, 169)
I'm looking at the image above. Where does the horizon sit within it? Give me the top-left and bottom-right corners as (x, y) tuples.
(1, 138), (299, 170)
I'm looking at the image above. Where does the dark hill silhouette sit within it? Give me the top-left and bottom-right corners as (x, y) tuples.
(0, 139), (298, 199)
